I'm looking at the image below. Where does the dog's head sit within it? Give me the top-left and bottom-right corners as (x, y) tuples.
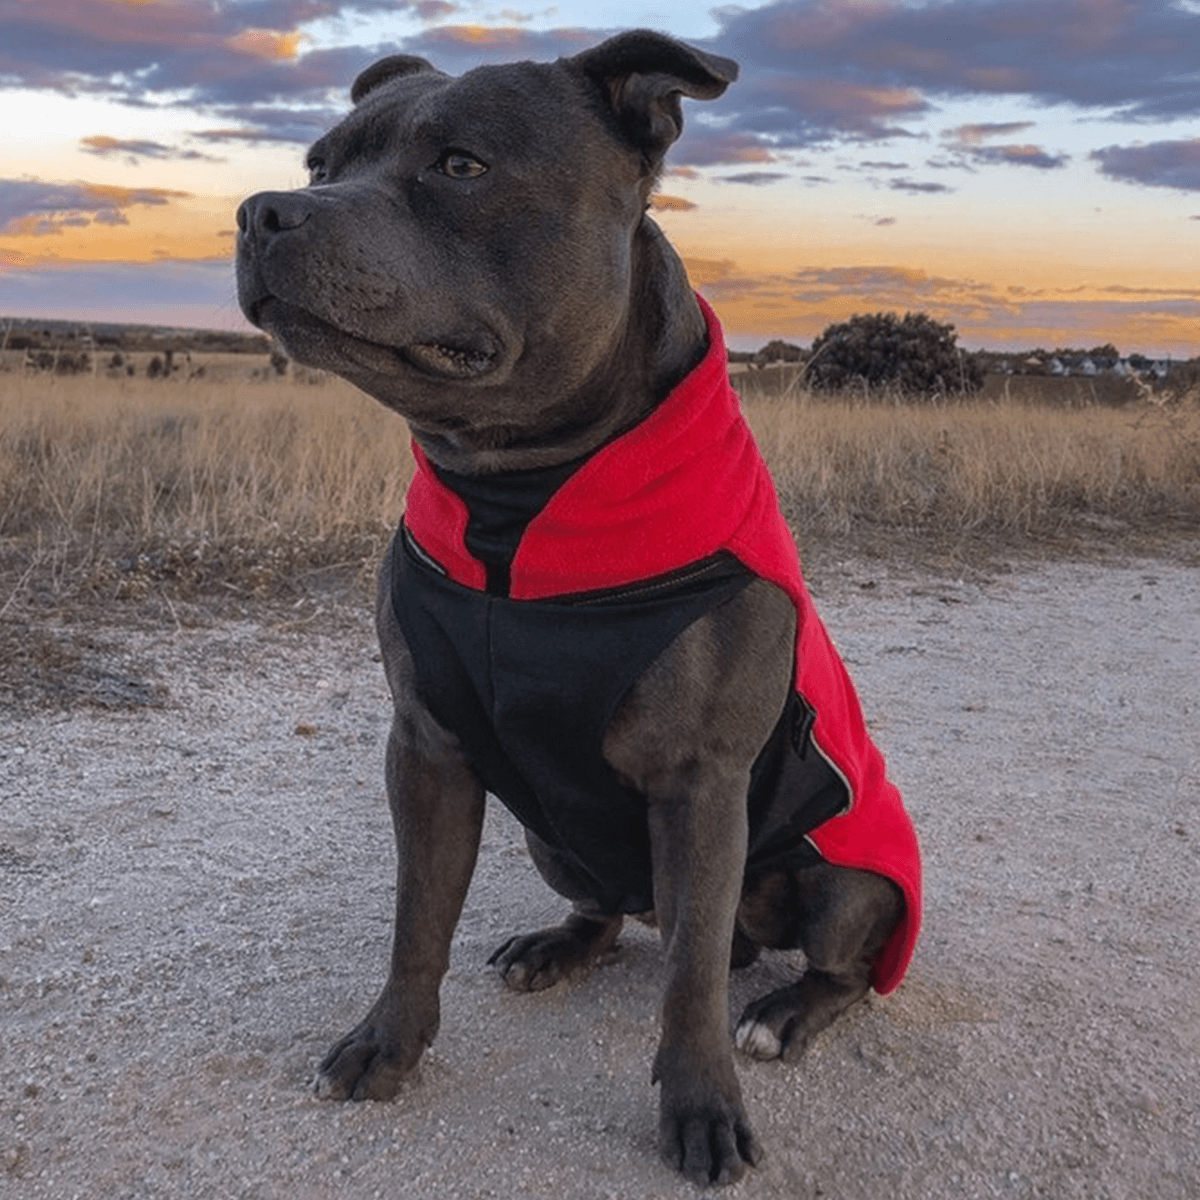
(235, 31), (736, 464)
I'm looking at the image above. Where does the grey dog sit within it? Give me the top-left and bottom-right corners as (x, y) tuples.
(236, 30), (920, 1186)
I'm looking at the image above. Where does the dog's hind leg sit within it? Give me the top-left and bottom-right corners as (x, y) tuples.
(489, 831), (623, 992)
(733, 862), (901, 1063)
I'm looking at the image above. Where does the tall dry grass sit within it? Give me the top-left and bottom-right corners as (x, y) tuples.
(0, 368), (412, 601)
(1, 362), (1197, 604)
(738, 373), (1200, 541)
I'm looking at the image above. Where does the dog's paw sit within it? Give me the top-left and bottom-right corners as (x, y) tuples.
(488, 914), (620, 992)
(487, 930), (589, 991)
(733, 1016), (785, 1061)
(658, 1089), (762, 1186)
(734, 985), (812, 1063)
(312, 1022), (417, 1101)
(311, 995), (433, 1101)
(737, 971), (869, 1063)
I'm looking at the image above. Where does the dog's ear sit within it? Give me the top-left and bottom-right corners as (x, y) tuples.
(572, 31), (738, 164)
(351, 55), (440, 104)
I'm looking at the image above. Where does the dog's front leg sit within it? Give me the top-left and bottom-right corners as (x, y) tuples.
(314, 705), (485, 1102)
(647, 769), (761, 1185)
(603, 578), (797, 1185)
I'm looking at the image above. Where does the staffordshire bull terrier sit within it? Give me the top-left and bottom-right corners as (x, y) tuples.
(236, 30), (922, 1186)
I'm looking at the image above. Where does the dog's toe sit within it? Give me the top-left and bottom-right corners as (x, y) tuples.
(733, 1017), (784, 1061)
(313, 1028), (414, 1102)
(658, 1088), (762, 1186)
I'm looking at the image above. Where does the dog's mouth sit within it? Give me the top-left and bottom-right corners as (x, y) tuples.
(248, 296), (500, 382)
(402, 340), (497, 380)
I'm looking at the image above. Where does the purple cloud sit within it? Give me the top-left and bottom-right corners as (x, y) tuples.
(940, 123), (1068, 171)
(80, 136), (223, 164)
(191, 105), (343, 146)
(0, 180), (189, 236)
(970, 144), (1068, 170)
(1, 0), (1198, 173)
(670, 130), (781, 168)
(720, 72), (930, 146)
(712, 1), (1200, 121)
(718, 171), (791, 185)
(889, 179), (953, 194)
(1091, 140), (1200, 191)
(0, 2), (412, 110)
(413, 1), (461, 18)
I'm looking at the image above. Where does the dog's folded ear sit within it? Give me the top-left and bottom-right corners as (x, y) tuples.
(571, 30), (739, 165)
(352, 55), (441, 104)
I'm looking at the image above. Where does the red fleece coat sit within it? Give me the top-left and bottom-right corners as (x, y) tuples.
(403, 297), (922, 994)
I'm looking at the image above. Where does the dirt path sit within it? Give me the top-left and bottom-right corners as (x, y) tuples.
(2, 553), (1198, 1199)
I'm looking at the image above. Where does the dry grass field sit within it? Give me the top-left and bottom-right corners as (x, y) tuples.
(0, 363), (411, 607)
(1, 355), (1198, 610)
(737, 368), (1200, 543)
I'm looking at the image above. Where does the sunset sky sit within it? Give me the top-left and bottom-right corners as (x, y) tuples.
(2, 0), (1199, 355)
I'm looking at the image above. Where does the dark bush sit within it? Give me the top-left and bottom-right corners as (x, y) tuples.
(25, 349), (91, 374)
(755, 338), (806, 365)
(807, 311), (984, 398)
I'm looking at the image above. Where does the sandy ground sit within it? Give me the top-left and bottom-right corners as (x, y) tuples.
(2, 551), (1198, 1199)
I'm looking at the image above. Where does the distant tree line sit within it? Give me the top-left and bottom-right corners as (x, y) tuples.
(1, 320), (269, 356)
(1, 319), (273, 379)
(730, 312), (1197, 398)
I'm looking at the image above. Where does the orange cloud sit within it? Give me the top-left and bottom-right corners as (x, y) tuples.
(837, 83), (926, 115)
(651, 194), (698, 212)
(0, 186), (229, 270)
(764, 76), (927, 124)
(441, 25), (528, 47)
(227, 28), (308, 62)
(0, 181), (191, 240)
(80, 182), (188, 206)
(950, 122), (1035, 145)
(726, 146), (777, 165)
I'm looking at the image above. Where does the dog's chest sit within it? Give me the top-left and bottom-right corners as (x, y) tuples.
(392, 530), (756, 911)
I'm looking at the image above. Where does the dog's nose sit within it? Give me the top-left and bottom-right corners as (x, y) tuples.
(236, 191), (312, 238)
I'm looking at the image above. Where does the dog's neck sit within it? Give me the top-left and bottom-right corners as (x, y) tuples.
(430, 453), (589, 596)
(409, 218), (709, 477)
(631, 218), (710, 403)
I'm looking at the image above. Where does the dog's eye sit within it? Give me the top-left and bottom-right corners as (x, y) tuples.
(437, 151), (488, 179)
(306, 156), (328, 184)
